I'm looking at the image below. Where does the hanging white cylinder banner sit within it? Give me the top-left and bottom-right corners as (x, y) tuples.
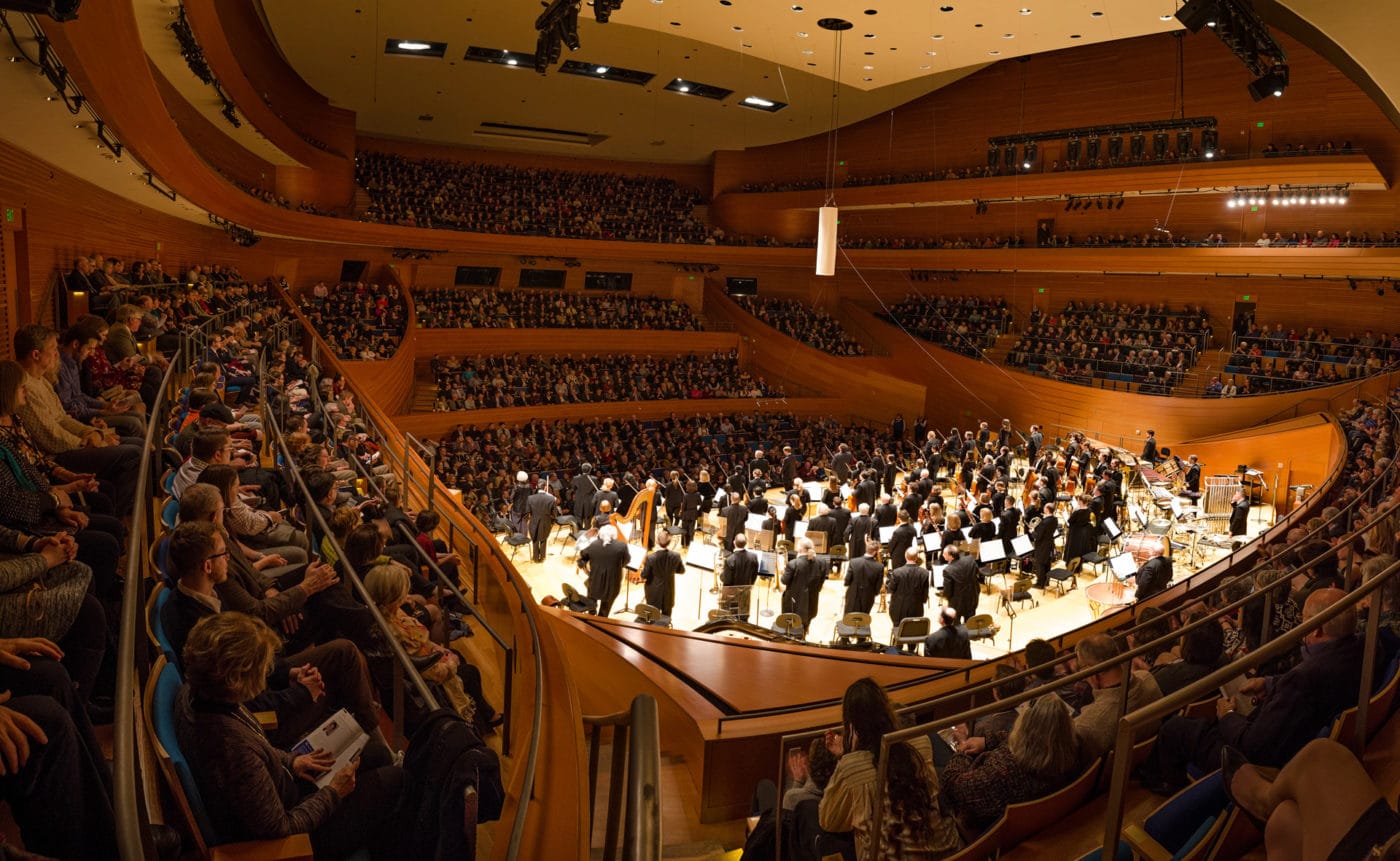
(815, 205), (838, 276)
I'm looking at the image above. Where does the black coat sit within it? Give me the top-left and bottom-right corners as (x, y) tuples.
(782, 555), (827, 625)
(1030, 514), (1059, 574)
(1063, 507), (1098, 562)
(721, 549), (759, 587)
(526, 491), (557, 541)
(940, 554), (982, 622)
(846, 514), (875, 558)
(580, 539), (630, 612)
(1229, 498), (1250, 536)
(640, 548), (683, 615)
(924, 624), (972, 660)
(844, 556), (884, 614)
(592, 490), (620, 520)
(1134, 555), (1173, 601)
(570, 473), (597, 520)
(720, 503), (749, 549)
(888, 523), (918, 568)
(873, 503), (898, 528)
(885, 563), (930, 625)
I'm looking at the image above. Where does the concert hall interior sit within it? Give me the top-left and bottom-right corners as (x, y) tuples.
(3, 0), (1400, 859)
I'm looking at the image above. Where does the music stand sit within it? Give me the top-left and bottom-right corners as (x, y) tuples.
(792, 520), (809, 539)
(922, 532), (942, 553)
(746, 528), (776, 552)
(1108, 552), (1138, 582)
(878, 525), (896, 545)
(757, 551), (779, 617)
(979, 539), (1010, 589)
(808, 530), (827, 553)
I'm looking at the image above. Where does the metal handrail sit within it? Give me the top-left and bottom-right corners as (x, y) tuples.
(582, 695), (662, 861)
(114, 346), (182, 861)
(1098, 555), (1399, 857)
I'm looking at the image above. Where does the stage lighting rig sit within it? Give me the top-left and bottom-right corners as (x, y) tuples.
(1179, 0), (1289, 100)
(533, 0), (623, 75)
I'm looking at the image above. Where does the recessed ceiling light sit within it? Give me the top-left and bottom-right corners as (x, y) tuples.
(670, 21), (680, 25)
(791, 4), (803, 9)
(743, 95), (775, 106)
(926, 50), (936, 55)
(651, 0), (662, 4)
(732, 25), (743, 30)
(939, 5), (954, 11)
(862, 76), (873, 81)
(719, 0), (731, 5)
(506, 58), (518, 65)
(1070, 33), (1082, 38)
(988, 50), (1000, 55)
(864, 50), (875, 55)
(1003, 33), (1014, 38)
(864, 8), (878, 14)
(1090, 10), (1104, 16)
(974, 23), (984, 27)
(797, 31), (808, 36)
(595, 65), (609, 73)
(396, 41), (431, 50)
(863, 33), (875, 37)
(679, 85), (690, 91)
(1159, 13), (1172, 20)
(1019, 7), (1032, 14)
(801, 49), (813, 54)
(919, 64), (930, 69)
(932, 34), (944, 39)
(863, 64), (874, 69)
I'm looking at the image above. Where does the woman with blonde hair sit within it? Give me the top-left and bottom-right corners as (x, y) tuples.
(363, 564), (501, 733)
(176, 612), (405, 858)
(941, 694), (1083, 833)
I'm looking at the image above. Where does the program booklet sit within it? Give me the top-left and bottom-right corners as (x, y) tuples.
(290, 708), (367, 788)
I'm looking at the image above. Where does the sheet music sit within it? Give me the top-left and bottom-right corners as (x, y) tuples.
(840, 484), (854, 499)
(960, 526), (973, 540)
(617, 521), (634, 540)
(922, 532), (942, 552)
(757, 551), (778, 576)
(979, 541), (1007, 563)
(879, 526), (896, 544)
(792, 520), (808, 538)
(803, 481), (824, 501)
(1102, 518), (1122, 539)
(1109, 552), (1138, 578)
(625, 544), (647, 571)
(686, 543), (718, 571)
(931, 564), (945, 590)
(772, 503), (788, 521)
(745, 513), (766, 531)
(1011, 534), (1033, 556)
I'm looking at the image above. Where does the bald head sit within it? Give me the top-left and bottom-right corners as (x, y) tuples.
(1302, 587), (1356, 641)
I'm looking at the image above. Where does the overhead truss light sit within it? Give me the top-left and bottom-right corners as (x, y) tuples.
(740, 94), (788, 112)
(384, 39), (447, 57)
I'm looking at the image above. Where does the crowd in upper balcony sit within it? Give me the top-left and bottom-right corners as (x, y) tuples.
(1218, 321), (1400, 396)
(413, 287), (703, 331)
(879, 294), (1012, 358)
(298, 282), (406, 360)
(1005, 301), (1211, 395)
(731, 295), (866, 356)
(429, 351), (777, 411)
(355, 151), (721, 244)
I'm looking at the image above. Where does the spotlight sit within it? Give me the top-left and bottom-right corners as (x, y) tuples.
(1116, 197), (1124, 210)
(1022, 142), (1036, 170)
(1202, 128), (1218, 157)
(1064, 198), (1073, 212)
(558, 2), (581, 51)
(1340, 188), (1350, 204)
(1248, 64), (1289, 101)
(987, 146), (1000, 169)
(1174, 0), (1217, 33)
(1349, 279), (1358, 291)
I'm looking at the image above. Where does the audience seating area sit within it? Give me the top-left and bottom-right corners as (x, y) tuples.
(1220, 326), (1400, 395)
(298, 281), (407, 359)
(1006, 302), (1211, 395)
(428, 351), (777, 411)
(356, 151), (719, 244)
(413, 287), (703, 331)
(731, 295), (866, 356)
(878, 294), (1012, 358)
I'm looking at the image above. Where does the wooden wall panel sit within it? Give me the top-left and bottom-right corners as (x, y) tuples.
(151, 61), (278, 194)
(211, 0), (357, 159)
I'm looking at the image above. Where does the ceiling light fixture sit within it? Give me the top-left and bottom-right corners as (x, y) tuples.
(396, 41), (431, 51)
(815, 16), (852, 277)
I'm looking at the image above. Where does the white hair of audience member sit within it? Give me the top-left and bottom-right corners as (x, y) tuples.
(517, 471), (528, 482)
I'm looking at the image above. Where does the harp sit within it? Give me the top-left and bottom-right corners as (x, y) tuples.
(610, 485), (658, 548)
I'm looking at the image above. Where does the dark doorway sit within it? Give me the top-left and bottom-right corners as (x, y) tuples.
(1232, 301), (1256, 338)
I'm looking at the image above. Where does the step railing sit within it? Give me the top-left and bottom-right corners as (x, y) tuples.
(584, 694), (662, 861)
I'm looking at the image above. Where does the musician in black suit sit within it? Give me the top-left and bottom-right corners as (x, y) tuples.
(1141, 429), (1160, 465)
(1063, 496), (1097, 563)
(570, 463), (598, 523)
(844, 539), (884, 614)
(899, 484), (925, 521)
(526, 480), (558, 563)
(939, 513), (964, 556)
(829, 503), (853, 551)
(781, 538), (827, 630)
(887, 510), (918, 568)
(998, 502), (1022, 557)
(885, 547), (930, 626)
(748, 449), (771, 480)
(663, 471), (685, 526)
(880, 454), (899, 497)
(873, 494), (899, 529)
(1229, 490), (1250, 537)
(1182, 455), (1202, 497)
(781, 445), (801, 488)
(720, 493), (748, 551)
(579, 525), (630, 617)
(510, 471), (532, 532)
(1026, 425), (1043, 463)
(640, 532), (683, 617)
(1030, 503), (1059, 590)
(1132, 544), (1173, 602)
(940, 544), (981, 624)
(846, 504), (875, 559)
(747, 470), (770, 514)
(923, 606), (972, 660)
(806, 504), (837, 549)
(854, 470), (880, 510)
(679, 481), (702, 548)
(831, 443), (854, 482)
(591, 477), (620, 521)
(720, 533), (759, 621)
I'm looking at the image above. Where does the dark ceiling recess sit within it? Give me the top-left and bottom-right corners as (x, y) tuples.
(665, 78), (733, 100)
(559, 60), (654, 85)
(465, 46), (536, 68)
(0, 0), (80, 21)
(817, 17), (853, 31)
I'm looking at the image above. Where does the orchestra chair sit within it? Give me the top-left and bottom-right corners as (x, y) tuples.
(1081, 546), (1110, 579)
(558, 583), (592, 614)
(1047, 556), (1082, 597)
(826, 544), (848, 578)
(772, 612), (805, 641)
(502, 532), (531, 561)
(965, 614), (999, 644)
(890, 616), (931, 654)
(633, 603), (671, 628)
(561, 523), (584, 559)
(808, 532), (828, 554)
(699, 521), (719, 545)
(999, 578), (1038, 615)
(551, 514), (579, 544)
(832, 612), (872, 646)
(145, 656), (316, 860)
(158, 467), (175, 499)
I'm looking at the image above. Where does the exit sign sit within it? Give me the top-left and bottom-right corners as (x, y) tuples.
(1038, 288), (1045, 293)
(1242, 295), (1252, 301)
(3, 208), (12, 223)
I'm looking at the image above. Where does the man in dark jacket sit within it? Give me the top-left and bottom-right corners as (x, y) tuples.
(781, 538), (828, 630)
(720, 493), (749, 552)
(720, 534), (760, 622)
(579, 526), (630, 617)
(924, 606), (972, 659)
(1030, 504), (1059, 589)
(940, 544), (982, 623)
(570, 463), (598, 523)
(885, 547), (930, 626)
(846, 504), (875, 557)
(639, 532), (683, 618)
(887, 510), (918, 566)
(1132, 545), (1173, 602)
(844, 540), (884, 615)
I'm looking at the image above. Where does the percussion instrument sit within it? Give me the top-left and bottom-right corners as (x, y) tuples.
(1204, 475), (1242, 516)
(1123, 533), (1169, 565)
(1086, 580), (1136, 618)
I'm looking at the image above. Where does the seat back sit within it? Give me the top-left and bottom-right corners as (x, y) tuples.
(773, 613), (805, 637)
(1000, 757), (1102, 848)
(839, 612), (872, 630)
(945, 814), (1006, 861)
(1139, 771), (1236, 861)
(145, 583), (177, 663)
(633, 603), (661, 624)
(144, 656), (218, 852)
(161, 497), (180, 530)
(965, 614), (998, 640)
(1098, 735), (1157, 793)
(892, 616), (931, 645)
